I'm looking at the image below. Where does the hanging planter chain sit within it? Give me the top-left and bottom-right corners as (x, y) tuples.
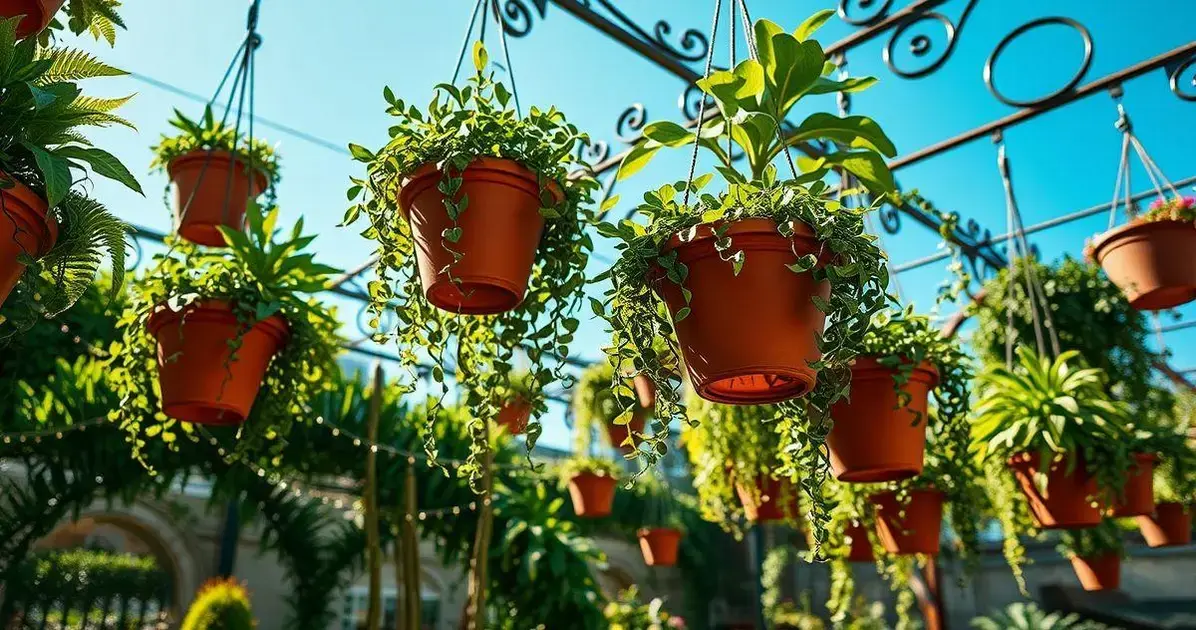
(1106, 88), (1184, 229)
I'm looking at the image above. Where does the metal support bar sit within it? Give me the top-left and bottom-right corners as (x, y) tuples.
(889, 40), (1196, 171)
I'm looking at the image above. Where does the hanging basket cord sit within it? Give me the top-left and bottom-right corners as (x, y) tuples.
(995, 134), (1061, 368)
(174, 0), (268, 231)
(1106, 88), (1184, 229)
(450, 0), (524, 118)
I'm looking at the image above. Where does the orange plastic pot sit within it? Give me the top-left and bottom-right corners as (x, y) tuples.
(652, 219), (829, 405)
(494, 399), (531, 435)
(734, 475), (797, 523)
(844, 523), (874, 563)
(828, 358), (938, 483)
(567, 471), (617, 518)
(637, 527), (682, 567)
(168, 150), (268, 247)
(1008, 452), (1102, 529)
(1091, 219), (1196, 310)
(1111, 453), (1156, 517)
(148, 300), (288, 426)
(398, 157), (561, 315)
(633, 374), (656, 409)
(0, 176), (58, 307)
(4, 0), (64, 38)
(1070, 554), (1121, 592)
(604, 414), (645, 454)
(872, 489), (944, 555)
(1136, 502), (1192, 548)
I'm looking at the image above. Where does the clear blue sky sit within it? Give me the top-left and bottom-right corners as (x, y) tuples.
(73, 1), (1196, 451)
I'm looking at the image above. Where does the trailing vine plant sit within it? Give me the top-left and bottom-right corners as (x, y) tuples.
(345, 42), (597, 482)
(149, 106), (281, 203)
(109, 204), (342, 472)
(597, 12), (897, 554)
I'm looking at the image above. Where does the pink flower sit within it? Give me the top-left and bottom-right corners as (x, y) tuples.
(668, 617), (687, 628)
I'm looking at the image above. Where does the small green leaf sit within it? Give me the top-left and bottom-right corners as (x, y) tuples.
(472, 41), (489, 72)
(348, 143), (375, 162)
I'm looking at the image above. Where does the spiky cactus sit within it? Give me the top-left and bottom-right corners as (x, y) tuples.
(180, 578), (257, 630)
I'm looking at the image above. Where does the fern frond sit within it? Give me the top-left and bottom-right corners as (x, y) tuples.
(34, 192), (127, 315)
(36, 47), (125, 84)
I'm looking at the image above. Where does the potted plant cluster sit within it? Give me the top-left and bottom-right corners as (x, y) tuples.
(970, 256), (1169, 420)
(492, 368), (536, 436)
(0, 16), (140, 336)
(573, 360), (654, 453)
(344, 42), (597, 480)
(971, 347), (1135, 591)
(150, 107), (280, 247)
(560, 455), (622, 518)
(109, 203), (342, 467)
(682, 394), (798, 531)
(1059, 520), (1126, 592)
(1137, 421), (1196, 547)
(602, 586), (682, 629)
(828, 307), (971, 483)
(597, 13), (898, 547)
(1088, 194), (1196, 311)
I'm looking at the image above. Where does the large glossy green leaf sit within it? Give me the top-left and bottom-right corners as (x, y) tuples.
(768, 34), (825, 115)
(824, 151), (896, 195)
(24, 143), (71, 208)
(784, 113), (897, 158)
(794, 9), (834, 41)
(615, 142), (662, 181)
(55, 145), (143, 194)
(806, 75), (878, 96)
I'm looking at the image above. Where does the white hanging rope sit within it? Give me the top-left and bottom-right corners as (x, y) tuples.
(1106, 92), (1184, 228)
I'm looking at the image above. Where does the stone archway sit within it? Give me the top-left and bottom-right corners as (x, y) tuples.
(40, 499), (204, 616)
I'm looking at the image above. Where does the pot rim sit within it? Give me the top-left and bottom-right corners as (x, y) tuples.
(660, 217), (820, 254)
(1089, 218), (1195, 262)
(848, 356), (940, 389)
(636, 527), (683, 539)
(168, 148), (271, 190)
(147, 298), (290, 345)
(399, 156), (565, 212)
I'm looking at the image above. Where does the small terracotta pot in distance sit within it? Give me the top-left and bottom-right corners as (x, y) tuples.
(1070, 554), (1121, 592)
(828, 358), (938, 483)
(1090, 219), (1196, 311)
(604, 414), (646, 454)
(567, 471), (617, 518)
(398, 157), (561, 315)
(4, 0), (65, 39)
(494, 399), (531, 435)
(169, 149), (268, 247)
(1136, 502), (1192, 548)
(845, 522), (875, 563)
(0, 175), (58, 308)
(652, 219), (830, 405)
(1111, 453), (1156, 517)
(1007, 452), (1102, 529)
(871, 489), (944, 555)
(637, 527), (682, 567)
(147, 300), (288, 426)
(734, 475), (798, 523)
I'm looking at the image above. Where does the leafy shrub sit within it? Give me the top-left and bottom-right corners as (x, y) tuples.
(180, 578), (257, 630)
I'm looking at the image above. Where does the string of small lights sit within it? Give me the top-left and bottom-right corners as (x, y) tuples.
(0, 418), (106, 445)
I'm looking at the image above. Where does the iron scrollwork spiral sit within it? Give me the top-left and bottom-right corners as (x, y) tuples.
(877, 204), (901, 234)
(679, 83), (715, 123)
(1170, 54), (1196, 102)
(984, 17), (1093, 108)
(578, 0), (709, 63)
(615, 103), (647, 142)
(837, 0), (893, 27)
(496, 0), (548, 37)
(884, 12), (958, 79)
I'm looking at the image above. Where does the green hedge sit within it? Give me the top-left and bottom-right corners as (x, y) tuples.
(5, 548), (170, 619)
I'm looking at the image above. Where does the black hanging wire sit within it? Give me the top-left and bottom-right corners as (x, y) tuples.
(174, 0), (269, 239)
(449, 0), (524, 118)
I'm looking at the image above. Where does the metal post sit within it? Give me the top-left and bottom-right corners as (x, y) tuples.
(216, 498), (241, 576)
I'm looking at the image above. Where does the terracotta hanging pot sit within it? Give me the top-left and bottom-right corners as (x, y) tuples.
(734, 474), (797, 523)
(1136, 502), (1192, 548)
(168, 150), (268, 247)
(652, 219), (829, 405)
(1090, 219), (1196, 310)
(1007, 452), (1102, 529)
(0, 176), (58, 308)
(871, 489), (944, 555)
(1111, 453), (1156, 517)
(632, 374), (656, 409)
(567, 471), (617, 518)
(494, 398), (531, 435)
(4, 0), (65, 38)
(1070, 554), (1121, 591)
(398, 157), (561, 315)
(604, 414), (645, 453)
(828, 358), (938, 483)
(844, 523), (875, 563)
(147, 300), (289, 426)
(637, 527), (682, 567)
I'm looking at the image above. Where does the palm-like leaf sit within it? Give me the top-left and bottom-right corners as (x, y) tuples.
(31, 192), (127, 315)
(971, 602), (1109, 630)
